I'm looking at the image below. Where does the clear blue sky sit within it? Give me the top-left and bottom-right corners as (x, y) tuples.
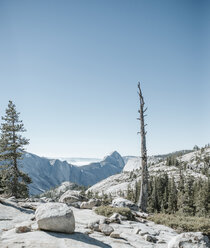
(0, 0), (209, 158)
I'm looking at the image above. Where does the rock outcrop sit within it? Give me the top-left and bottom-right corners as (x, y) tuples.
(80, 199), (100, 209)
(1, 196), (209, 248)
(99, 224), (114, 236)
(168, 232), (210, 248)
(59, 190), (85, 204)
(112, 197), (138, 211)
(35, 203), (75, 233)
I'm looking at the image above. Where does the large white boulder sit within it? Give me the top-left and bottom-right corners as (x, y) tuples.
(35, 203), (75, 233)
(168, 232), (210, 248)
(112, 197), (138, 211)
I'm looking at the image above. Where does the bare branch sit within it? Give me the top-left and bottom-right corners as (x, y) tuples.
(143, 107), (148, 113)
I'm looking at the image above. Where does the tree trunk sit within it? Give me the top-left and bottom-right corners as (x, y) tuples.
(12, 120), (18, 198)
(137, 82), (148, 212)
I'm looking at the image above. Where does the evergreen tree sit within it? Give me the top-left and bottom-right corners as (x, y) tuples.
(177, 169), (185, 210)
(161, 186), (168, 213)
(0, 101), (31, 198)
(194, 179), (209, 217)
(159, 174), (169, 213)
(193, 145), (199, 151)
(147, 177), (158, 212)
(134, 180), (141, 203)
(156, 174), (169, 211)
(166, 156), (179, 167)
(168, 177), (177, 214)
(180, 176), (195, 216)
(127, 184), (134, 202)
(146, 170), (209, 217)
(0, 171), (5, 194)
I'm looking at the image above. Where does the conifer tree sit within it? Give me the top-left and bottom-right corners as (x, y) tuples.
(0, 101), (31, 198)
(161, 174), (169, 213)
(156, 174), (168, 211)
(161, 187), (168, 213)
(177, 169), (185, 210)
(127, 184), (133, 201)
(0, 172), (4, 194)
(194, 179), (209, 217)
(168, 177), (177, 213)
(134, 180), (141, 204)
(180, 176), (195, 216)
(148, 177), (158, 212)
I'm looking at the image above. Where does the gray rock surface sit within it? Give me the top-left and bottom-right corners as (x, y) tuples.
(2, 198), (206, 248)
(99, 224), (114, 236)
(168, 232), (210, 248)
(112, 197), (138, 211)
(15, 221), (32, 233)
(88, 220), (100, 232)
(59, 190), (84, 204)
(144, 234), (158, 243)
(80, 199), (99, 209)
(35, 203), (75, 233)
(110, 231), (121, 239)
(108, 213), (122, 223)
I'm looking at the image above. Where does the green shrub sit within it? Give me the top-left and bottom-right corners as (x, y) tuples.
(148, 213), (210, 235)
(95, 206), (135, 220)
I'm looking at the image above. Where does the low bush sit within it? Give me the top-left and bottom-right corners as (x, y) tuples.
(95, 205), (134, 220)
(148, 213), (210, 235)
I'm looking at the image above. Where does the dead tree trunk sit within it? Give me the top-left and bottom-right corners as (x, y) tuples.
(137, 82), (148, 212)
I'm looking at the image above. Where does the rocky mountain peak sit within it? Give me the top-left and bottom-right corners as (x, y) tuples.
(103, 151), (125, 168)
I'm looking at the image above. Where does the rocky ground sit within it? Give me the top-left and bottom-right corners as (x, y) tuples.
(0, 196), (209, 248)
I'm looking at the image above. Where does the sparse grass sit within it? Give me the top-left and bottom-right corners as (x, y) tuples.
(95, 205), (135, 220)
(148, 213), (210, 235)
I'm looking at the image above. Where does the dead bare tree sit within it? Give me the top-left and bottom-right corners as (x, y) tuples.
(137, 82), (148, 212)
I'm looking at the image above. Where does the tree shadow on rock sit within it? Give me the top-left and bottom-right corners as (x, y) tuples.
(1, 200), (34, 214)
(46, 231), (112, 248)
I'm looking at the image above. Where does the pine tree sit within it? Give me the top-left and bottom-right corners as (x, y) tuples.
(161, 187), (168, 213)
(147, 177), (158, 212)
(0, 101), (31, 198)
(156, 174), (169, 212)
(168, 177), (177, 214)
(194, 179), (209, 217)
(134, 180), (141, 204)
(177, 169), (185, 211)
(180, 176), (195, 216)
(127, 184), (135, 202)
(161, 174), (169, 213)
(0, 171), (4, 194)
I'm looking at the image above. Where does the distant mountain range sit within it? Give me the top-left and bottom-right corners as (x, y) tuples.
(19, 148), (201, 196)
(48, 157), (101, 166)
(21, 151), (125, 195)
